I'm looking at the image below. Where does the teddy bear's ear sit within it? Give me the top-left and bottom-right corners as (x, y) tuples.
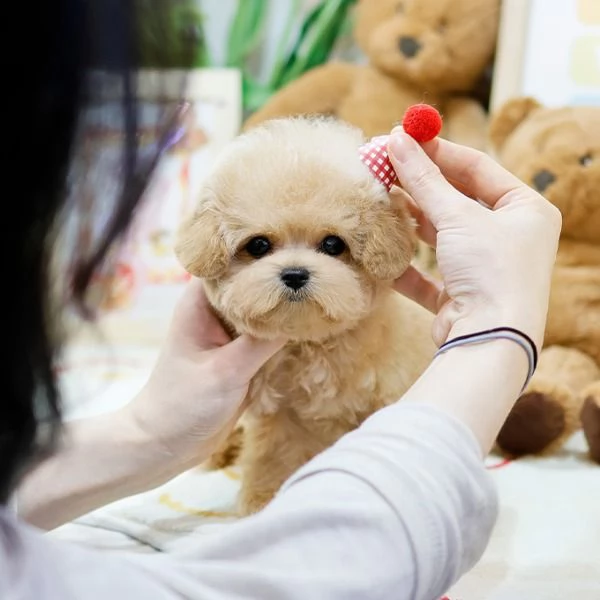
(357, 193), (416, 281)
(489, 97), (543, 152)
(174, 194), (229, 279)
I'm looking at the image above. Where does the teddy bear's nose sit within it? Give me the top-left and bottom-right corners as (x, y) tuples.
(399, 36), (422, 58)
(532, 169), (556, 193)
(280, 267), (310, 291)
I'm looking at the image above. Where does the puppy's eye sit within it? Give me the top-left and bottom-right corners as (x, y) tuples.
(319, 235), (346, 256)
(245, 236), (272, 258)
(580, 153), (593, 167)
(437, 18), (448, 33)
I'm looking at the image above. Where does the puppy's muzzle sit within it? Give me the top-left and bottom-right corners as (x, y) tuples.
(280, 267), (310, 291)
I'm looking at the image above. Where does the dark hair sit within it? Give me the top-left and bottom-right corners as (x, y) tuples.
(1, 0), (189, 503)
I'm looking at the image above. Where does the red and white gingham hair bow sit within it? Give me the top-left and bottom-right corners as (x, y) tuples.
(358, 104), (443, 191)
(358, 135), (398, 192)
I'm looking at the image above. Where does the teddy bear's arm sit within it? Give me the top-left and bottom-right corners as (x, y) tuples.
(496, 346), (600, 457)
(243, 62), (358, 130)
(441, 97), (489, 151)
(581, 386), (600, 463)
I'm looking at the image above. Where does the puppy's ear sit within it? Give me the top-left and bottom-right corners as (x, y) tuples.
(175, 196), (229, 279)
(357, 196), (416, 280)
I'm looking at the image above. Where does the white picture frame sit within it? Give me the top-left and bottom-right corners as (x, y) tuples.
(491, 0), (600, 111)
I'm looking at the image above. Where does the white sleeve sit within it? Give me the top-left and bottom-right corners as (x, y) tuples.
(2, 403), (498, 600)
(123, 402), (498, 600)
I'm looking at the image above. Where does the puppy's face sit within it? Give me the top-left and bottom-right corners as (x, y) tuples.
(176, 118), (416, 341)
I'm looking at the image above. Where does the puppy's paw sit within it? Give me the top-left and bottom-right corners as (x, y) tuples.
(204, 426), (244, 471)
(237, 487), (276, 517)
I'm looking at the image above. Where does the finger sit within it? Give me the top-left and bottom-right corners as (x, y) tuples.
(218, 334), (286, 381)
(393, 265), (443, 314)
(390, 186), (437, 247)
(420, 137), (532, 208)
(389, 127), (478, 201)
(403, 195), (438, 247)
(170, 278), (231, 351)
(387, 133), (471, 228)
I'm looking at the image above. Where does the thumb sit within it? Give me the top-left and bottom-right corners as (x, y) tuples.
(217, 334), (286, 381)
(387, 132), (467, 228)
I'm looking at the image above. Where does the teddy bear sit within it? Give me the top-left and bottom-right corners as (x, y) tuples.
(243, 0), (501, 150)
(488, 97), (600, 464)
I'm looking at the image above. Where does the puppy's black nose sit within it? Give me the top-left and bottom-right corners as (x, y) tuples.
(280, 267), (310, 291)
(399, 36), (422, 58)
(533, 169), (556, 193)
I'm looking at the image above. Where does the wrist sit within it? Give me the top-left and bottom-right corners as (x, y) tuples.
(446, 306), (545, 352)
(436, 327), (536, 390)
(435, 335), (530, 367)
(431, 337), (531, 403)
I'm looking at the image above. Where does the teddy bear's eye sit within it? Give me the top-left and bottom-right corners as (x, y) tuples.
(245, 236), (272, 258)
(580, 153), (593, 167)
(319, 235), (346, 256)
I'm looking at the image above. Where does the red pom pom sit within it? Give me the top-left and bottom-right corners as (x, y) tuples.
(402, 104), (442, 143)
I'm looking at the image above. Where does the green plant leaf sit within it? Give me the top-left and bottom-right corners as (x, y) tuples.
(267, 0), (303, 87)
(229, 0), (357, 113)
(226, 0), (270, 68)
(277, 0), (356, 88)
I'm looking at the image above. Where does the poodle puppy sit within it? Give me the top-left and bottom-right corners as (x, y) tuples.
(175, 117), (435, 515)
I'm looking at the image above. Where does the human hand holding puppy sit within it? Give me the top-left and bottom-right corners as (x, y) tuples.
(126, 277), (286, 468)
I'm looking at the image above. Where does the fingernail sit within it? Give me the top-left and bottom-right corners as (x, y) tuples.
(389, 132), (418, 164)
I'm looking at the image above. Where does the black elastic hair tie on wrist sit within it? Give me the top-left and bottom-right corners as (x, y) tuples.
(435, 327), (538, 392)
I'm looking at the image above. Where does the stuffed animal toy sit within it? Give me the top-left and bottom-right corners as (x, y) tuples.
(243, 0), (501, 150)
(489, 97), (600, 464)
(175, 115), (436, 515)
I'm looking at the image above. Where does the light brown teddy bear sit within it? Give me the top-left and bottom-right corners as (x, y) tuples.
(244, 0), (501, 150)
(489, 97), (600, 464)
(175, 116), (435, 515)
